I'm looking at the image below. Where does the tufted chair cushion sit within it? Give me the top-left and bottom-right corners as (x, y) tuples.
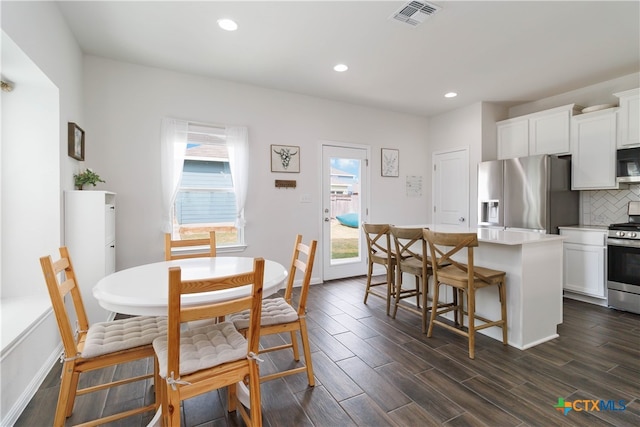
(152, 321), (247, 378)
(81, 316), (167, 359)
(229, 297), (298, 330)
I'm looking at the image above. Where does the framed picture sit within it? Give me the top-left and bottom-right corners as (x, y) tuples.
(271, 144), (300, 173)
(68, 122), (85, 161)
(381, 148), (399, 177)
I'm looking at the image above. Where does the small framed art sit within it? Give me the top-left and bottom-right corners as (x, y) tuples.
(381, 148), (399, 177)
(271, 144), (300, 173)
(68, 122), (85, 161)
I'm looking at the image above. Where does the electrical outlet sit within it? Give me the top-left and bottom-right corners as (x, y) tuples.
(300, 194), (311, 203)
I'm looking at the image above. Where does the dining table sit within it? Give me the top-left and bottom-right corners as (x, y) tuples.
(93, 256), (288, 317)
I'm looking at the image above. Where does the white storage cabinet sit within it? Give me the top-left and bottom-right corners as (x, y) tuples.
(570, 108), (618, 190)
(615, 88), (640, 148)
(497, 118), (529, 160)
(497, 104), (579, 160)
(560, 228), (607, 301)
(64, 191), (116, 324)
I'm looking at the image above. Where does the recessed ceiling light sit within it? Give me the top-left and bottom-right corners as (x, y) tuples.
(333, 64), (348, 72)
(217, 19), (238, 31)
(444, 92), (458, 98)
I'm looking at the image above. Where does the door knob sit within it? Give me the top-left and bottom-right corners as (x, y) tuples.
(459, 217), (465, 222)
(324, 217), (330, 222)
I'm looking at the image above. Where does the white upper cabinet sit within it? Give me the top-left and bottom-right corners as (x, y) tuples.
(497, 104), (579, 160)
(571, 109), (618, 190)
(529, 108), (573, 155)
(497, 119), (528, 159)
(615, 88), (640, 148)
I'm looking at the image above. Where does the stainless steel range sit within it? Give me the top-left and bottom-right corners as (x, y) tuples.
(607, 201), (640, 314)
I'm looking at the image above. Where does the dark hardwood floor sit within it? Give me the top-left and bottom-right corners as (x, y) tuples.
(16, 276), (640, 426)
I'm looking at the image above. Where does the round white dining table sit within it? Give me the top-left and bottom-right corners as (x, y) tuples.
(93, 256), (288, 317)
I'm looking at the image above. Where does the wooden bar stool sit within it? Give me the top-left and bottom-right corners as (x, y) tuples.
(389, 226), (431, 332)
(423, 230), (508, 359)
(362, 223), (396, 315)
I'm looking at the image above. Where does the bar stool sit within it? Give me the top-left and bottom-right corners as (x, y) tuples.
(362, 223), (396, 315)
(423, 230), (508, 359)
(389, 226), (431, 332)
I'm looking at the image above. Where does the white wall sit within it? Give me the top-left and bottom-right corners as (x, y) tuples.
(1, 2), (85, 424)
(83, 56), (430, 272)
(426, 102), (480, 227)
(508, 72), (640, 117)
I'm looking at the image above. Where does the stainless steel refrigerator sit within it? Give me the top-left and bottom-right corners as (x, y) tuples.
(478, 154), (579, 234)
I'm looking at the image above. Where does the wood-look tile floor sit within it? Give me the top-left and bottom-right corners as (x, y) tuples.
(16, 276), (640, 426)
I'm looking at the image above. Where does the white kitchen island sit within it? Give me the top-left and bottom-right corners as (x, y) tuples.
(405, 225), (566, 350)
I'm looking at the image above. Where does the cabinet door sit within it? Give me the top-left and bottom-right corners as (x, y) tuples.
(617, 91), (639, 148)
(563, 243), (606, 298)
(497, 119), (528, 159)
(105, 204), (116, 244)
(105, 242), (116, 275)
(571, 111), (617, 190)
(529, 110), (570, 155)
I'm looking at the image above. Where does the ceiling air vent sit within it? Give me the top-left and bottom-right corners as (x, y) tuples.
(390, 1), (441, 26)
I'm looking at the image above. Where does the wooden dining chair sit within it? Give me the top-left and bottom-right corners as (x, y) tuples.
(40, 247), (167, 427)
(362, 223), (396, 315)
(423, 230), (508, 359)
(389, 226), (432, 332)
(164, 231), (216, 260)
(229, 235), (318, 386)
(153, 258), (264, 427)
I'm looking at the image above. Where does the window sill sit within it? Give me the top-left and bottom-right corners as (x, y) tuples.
(171, 244), (247, 257)
(217, 244), (247, 254)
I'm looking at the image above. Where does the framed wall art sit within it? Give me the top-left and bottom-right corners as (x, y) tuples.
(68, 122), (85, 161)
(381, 148), (399, 177)
(271, 144), (300, 173)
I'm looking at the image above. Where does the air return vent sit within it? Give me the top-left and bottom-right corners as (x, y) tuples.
(390, 1), (441, 26)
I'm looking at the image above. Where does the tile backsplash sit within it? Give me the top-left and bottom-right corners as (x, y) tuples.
(581, 184), (640, 225)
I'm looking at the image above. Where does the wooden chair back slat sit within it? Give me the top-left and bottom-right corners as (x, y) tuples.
(40, 247), (90, 358)
(164, 231), (216, 260)
(389, 226), (427, 262)
(283, 235), (317, 315)
(362, 223), (394, 258)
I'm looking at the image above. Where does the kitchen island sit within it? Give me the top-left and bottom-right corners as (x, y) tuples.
(405, 225), (566, 350)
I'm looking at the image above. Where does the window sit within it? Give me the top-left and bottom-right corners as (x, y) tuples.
(161, 119), (248, 248)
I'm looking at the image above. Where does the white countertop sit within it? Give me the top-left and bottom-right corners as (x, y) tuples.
(558, 224), (609, 232)
(400, 224), (566, 246)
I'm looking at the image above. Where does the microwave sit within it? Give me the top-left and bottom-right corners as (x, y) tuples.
(617, 147), (640, 183)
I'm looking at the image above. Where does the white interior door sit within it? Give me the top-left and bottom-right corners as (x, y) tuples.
(321, 143), (369, 280)
(432, 148), (469, 226)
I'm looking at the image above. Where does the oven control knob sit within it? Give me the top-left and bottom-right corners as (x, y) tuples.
(630, 232), (637, 238)
(616, 231), (626, 237)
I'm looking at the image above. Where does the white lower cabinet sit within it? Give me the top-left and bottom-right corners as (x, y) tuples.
(560, 227), (607, 301)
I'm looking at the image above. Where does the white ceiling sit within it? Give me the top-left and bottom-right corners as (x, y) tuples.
(56, 0), (640, 117)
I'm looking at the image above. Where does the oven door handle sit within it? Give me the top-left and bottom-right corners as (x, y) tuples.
(608, 238), (640, 248)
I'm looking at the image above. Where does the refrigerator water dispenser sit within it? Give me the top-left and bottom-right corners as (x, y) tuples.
(480, 200), (500, 226)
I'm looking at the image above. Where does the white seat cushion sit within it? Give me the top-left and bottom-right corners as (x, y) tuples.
(81, 316), (167, 358)
(152, 321), (247, 378)
(229, 297), (298, 330)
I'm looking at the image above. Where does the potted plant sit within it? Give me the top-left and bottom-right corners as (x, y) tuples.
(74, 168), (105, 190)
